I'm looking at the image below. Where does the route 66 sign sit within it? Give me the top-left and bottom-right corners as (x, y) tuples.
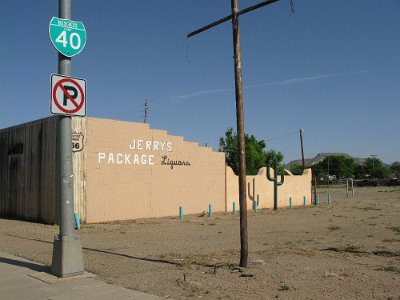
(72, 132), (84, 152)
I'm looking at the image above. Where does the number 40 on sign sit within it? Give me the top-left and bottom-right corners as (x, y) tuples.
(49, 17), (87, 57)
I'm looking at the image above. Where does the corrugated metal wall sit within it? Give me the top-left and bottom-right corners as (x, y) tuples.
(0, 117), (60, 224)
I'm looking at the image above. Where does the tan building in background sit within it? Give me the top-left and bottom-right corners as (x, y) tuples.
(1, 117), (311, 224)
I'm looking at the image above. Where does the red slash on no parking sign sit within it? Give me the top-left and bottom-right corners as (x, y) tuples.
(51, 74), (86, 116)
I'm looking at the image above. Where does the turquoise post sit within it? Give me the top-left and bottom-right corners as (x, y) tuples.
(233, 202), (236, 216)
(328, 193), (331, 206)
(303, 196), (307, 207)
(74, 212), (80, 230)
(289, 197), (292, 209)
(179, 206), (183, 220)
(316, 195), (319, 205)
(209, 204), (213, 218)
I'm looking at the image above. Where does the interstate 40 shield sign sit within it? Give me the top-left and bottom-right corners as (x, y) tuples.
(49, 17), (86, 57)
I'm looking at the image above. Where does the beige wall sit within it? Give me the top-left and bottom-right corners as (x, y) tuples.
(225, 166), (312, 212)
(77, 117), (312, 223)
(82, 118), (225, 223)
(1, 116), (313, 225)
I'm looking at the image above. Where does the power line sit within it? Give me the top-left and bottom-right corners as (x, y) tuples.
(265, 130), (299, 143)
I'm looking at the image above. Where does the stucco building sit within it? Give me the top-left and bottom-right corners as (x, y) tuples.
(0, 117), (311, 224)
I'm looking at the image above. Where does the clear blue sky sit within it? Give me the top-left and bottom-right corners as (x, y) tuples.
(1, 1), (399, 164)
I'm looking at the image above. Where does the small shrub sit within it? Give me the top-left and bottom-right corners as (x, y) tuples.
(386, 266), (400, 274)
(361, 207), (382, 211)
(390, 226), (400, 234)
(328, 225), (341, 231)
(279, 283), (290, 291)
(382, 238), (400, 243)
(344, 245), (362, 253)
(324, 270), (338, 278)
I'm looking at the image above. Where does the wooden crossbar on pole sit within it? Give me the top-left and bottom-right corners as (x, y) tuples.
(187, 0), (279, 38)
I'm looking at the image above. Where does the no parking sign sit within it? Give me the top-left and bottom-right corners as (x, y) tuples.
(50, 74), (86, 116)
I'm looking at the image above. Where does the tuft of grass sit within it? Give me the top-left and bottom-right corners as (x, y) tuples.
(378, 188), (400, 193)
(328, 225), (341, 231)
(382, 238), (400, 243)
(361, 206), (382, 211)
(344, 245), (362, 253)
(279, 283), (290, 291)
(333, 214), (344, 218)
(324, 270), (338, 278)
(385, 265), (400, 274)
(368, 223), (377, 226)
(390, 226), (400, 234)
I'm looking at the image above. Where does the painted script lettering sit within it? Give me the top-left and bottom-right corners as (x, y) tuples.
(161, 155), (191, 169)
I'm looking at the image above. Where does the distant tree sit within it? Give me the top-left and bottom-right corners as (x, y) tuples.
(290, 163), (304, 175)
(265, 150), (285, 174)
(312, 155), (356, 182)
(354, 164), (366, 179)
(391, 161), (400, 179)
(334, 155), (356, 178)
(219, 128), (238, 173)
(218, 128), (284, 175)
(363, 157), (391, 179)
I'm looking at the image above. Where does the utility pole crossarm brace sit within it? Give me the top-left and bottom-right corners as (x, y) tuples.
(187, 0), (279, 38)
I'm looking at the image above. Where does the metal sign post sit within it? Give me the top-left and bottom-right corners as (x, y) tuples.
(51, 0), (84, 278)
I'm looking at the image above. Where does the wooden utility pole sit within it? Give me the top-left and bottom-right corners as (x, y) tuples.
(188, 0), (282, 268)
(299, 128), (305, 170)
(231, 0), (248, 267)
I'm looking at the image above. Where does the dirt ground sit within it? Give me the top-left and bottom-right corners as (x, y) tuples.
(1, 186), (400, 299)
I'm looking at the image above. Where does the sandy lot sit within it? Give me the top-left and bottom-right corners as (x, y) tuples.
(1, 186), (400, 299)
